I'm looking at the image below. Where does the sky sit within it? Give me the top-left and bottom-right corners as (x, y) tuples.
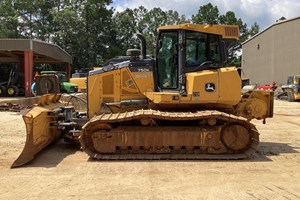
(111, 0), (300, 30)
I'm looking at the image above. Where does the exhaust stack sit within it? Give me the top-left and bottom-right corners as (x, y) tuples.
(136, 33), (146, 59)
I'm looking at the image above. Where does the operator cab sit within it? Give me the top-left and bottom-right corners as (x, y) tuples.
(155, 25), (228, 93)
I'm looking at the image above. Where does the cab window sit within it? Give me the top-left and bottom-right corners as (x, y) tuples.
(186, 32), (221, 67)
(157, 31), (178, 89)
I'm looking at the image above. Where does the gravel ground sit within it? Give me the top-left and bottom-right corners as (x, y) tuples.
(0, 100), (299, 199)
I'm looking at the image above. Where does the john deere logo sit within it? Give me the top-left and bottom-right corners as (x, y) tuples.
(205, 83), (215, 92)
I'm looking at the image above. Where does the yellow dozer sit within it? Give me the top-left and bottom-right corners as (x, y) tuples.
(12, 24), (274, 168)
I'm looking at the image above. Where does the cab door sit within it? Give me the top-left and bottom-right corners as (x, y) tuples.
(156, 31), (179, 91)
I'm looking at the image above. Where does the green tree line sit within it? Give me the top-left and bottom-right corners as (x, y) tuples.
(0, 1), (260, 69)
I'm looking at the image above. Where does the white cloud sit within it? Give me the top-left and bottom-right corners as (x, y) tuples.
(240, 0), (268, 17)
(111, 0), (300, 29)
(270, 0), (300, 20)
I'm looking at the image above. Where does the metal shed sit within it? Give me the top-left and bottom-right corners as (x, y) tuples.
(0, 39), (72, 97)
(242, 16), (300, 85)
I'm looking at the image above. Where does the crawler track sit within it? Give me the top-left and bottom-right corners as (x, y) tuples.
(80, 109), (259, 160)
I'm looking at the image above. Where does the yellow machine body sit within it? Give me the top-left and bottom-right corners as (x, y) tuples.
(13, 23), (274, 167)
(87, 67), (154, 117)
(12, 94), (63, 168)
(158, 23), (240, 39)
(88, 67), (243, 116)
(145, 67), (241, 105)
(70, 77), (87, 92)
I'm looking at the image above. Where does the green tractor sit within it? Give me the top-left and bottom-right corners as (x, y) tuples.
(33, 71), (78, 96)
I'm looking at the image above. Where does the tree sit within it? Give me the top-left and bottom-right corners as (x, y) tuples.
(276, 16), (286, 22)
(82, 0), (114, 65)
(14, 0), (39, 39)
(113, 7), (188, 55)
(133, 6), (148, 33)
(143, 8), (167, 53)
(219, 11), (238, 24)
(165, 10), (188, 25)
(0, 0), (20, 38)
(51, 0), (114, 68)
(0, 1), (263, 69)
(248, 22), (260, 37)
(34, 0), (56, 42)
(191, 3), (219, 24)
(113, 8), (139, 54)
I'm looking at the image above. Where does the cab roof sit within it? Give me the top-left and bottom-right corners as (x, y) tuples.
(158, 23), (240, 39)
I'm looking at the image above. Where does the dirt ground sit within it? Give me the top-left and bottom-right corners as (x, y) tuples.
(0, 100), (300, 200)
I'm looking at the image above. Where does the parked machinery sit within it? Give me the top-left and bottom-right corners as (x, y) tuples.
(70, 70), (89, 92)
(12, 24), (274, 168)
(32, 71), (78, 96)
(280, 75), (300, 101)
(0, 69), (25, 97)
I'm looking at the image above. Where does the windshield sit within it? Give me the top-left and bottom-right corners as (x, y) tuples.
(157, 31), (178, 89)
(185, 31), (221, 67)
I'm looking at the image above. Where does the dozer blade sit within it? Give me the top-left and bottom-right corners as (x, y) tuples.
(11, 94), (63, 168)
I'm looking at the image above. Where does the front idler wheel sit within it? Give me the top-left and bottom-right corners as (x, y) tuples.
(221, 123), (250, 152)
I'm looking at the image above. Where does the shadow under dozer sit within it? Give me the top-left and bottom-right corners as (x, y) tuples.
(11, 94), (63, 168)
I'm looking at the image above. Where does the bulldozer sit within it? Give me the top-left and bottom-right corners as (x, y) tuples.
(12, 24), (274, 168)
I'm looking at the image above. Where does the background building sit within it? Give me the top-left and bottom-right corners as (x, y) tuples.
(242, 17), (300, 85)
(0, 39), (72, 97)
